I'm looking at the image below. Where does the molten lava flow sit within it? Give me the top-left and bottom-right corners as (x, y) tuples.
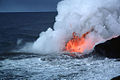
(65, 29), (94, 53)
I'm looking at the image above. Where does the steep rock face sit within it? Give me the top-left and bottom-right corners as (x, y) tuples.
(94, 36), (120, 58)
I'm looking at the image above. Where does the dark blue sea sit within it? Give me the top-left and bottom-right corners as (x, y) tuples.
(0, 12), (57, 54)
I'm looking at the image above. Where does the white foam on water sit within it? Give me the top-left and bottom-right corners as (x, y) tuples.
(0, 56), (120, 80)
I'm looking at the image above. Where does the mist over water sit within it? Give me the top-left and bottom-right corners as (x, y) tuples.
(19, 0), (120, 54)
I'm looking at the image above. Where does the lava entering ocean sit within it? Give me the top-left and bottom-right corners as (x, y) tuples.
(19, 0), (120, 54)
(65, 28), (95, 53)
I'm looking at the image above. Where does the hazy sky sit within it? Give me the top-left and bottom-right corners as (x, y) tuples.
(0, 0), (61, 12)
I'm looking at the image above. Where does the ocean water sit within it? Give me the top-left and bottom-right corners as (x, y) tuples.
(0, 12), (56, 54)
(0, 12), (120, 80)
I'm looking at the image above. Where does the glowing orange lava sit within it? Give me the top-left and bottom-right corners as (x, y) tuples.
(65, 29), (94, 53)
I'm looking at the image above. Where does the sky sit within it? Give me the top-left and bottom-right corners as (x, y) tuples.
(0, 0), (61, 12)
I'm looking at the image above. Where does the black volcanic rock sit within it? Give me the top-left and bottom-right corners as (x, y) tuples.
(111, 75), (120, 80)
(94, 36), (120, 58)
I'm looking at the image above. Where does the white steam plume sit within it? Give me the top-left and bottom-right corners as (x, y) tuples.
(20, 0), (120, 54)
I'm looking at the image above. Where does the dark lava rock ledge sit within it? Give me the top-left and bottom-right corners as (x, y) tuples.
(94, 36), (120, 58)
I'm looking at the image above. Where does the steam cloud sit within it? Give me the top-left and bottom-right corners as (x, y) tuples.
(20, 0), (120, 54)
